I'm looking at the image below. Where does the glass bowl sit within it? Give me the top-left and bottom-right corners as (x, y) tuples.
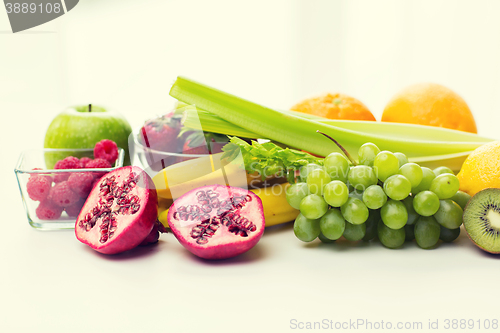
(14, 148), (124, 230)
(130, 128), (210, 173)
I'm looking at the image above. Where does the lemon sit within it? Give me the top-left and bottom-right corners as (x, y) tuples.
(457, 141), (500, 196)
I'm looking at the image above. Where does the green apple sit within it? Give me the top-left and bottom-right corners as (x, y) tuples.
(44, 105), (132, 168)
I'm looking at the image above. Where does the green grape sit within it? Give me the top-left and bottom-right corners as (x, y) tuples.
(324, 153), (349, 182)
(451, 190), (472, 210)
(343, 221), (366, 241)
(299, 163), (323, 182)
(373, 150), (400, 182)
(306, 168), (331, 195)
(362, 185), (387, 209)
(286, 182), (309, 209)
(429, 174), (460, 199)
(348, 165), (377, 191)
(341, 197), (369, 225)
(383, 174), (412, 200)
(323, 180), (349, 207)
(439, 226), (460, 243)
(404, 224), (415, 241)
(318, 231), (336, 243)
(377, 221), (405, 249)
(319, 208), (345, 240)
(402, 196), (419, 225)
(349, 189), (364, 200)
(413, 190), (440, 216)
(434, 199), (463, 229)
(394, 152), (409, 167)
(380, 199), (408, 229)
(294, 213), (320, 242)
(399, 162), (423, 188)
(363, 209), (381, 241)
(300, 194), (328, 219)
(358, 142), (380, 166)
(411, 167), (436, 194)
(433, 166), (454, 176)
(414, 216), (440, 249)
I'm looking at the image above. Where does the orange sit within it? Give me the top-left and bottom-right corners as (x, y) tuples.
(291, 93), (376, 121)
(457, 141), (500, 196)
(382, 83), (477, 133)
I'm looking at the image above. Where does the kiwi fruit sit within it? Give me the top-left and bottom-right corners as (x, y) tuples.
(463, 188), (500, 253)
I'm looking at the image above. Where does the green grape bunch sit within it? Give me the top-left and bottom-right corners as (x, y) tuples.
(287, 133), (469, 250)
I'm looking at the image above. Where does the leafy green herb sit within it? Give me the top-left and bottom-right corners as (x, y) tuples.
(221, 136), (322, 183)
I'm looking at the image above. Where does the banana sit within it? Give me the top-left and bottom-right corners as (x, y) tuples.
(153, 153), (249, 199)
(158, 209), (169, 229)
(157, 197), (173, 229)
(156, 182), (298, 229)
(251, 183), (299, 227)
(158, 197), (173, 214)
(153, 152), (283, 199)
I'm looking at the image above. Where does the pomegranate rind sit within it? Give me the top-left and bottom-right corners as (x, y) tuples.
(167, 184), (265, 260)
(75, 166), (158, 255)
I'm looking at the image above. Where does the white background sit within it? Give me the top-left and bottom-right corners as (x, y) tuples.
(1, 1), (500, 332)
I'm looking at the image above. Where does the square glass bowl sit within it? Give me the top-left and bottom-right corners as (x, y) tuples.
(14, 148), (124, 230)
(130, 127), (209, 172)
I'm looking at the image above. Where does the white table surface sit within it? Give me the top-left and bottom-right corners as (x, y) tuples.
(3, 0), (500, 330)
(2, 104), (500, 333)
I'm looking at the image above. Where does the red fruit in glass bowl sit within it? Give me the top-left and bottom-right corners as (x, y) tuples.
(139, 112), (182, 153)
(138, 112), (183, 171)
(181, 132), (228, 155)
(167, 185), (265, 260)
(75, 166), (157, 255)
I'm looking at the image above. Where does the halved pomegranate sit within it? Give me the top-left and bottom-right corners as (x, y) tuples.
(167, 185), (265, 259)
(75, 166), (157, 255)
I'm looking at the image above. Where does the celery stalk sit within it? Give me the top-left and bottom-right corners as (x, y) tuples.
(170, 77), (489, 159)
(319, 119), (491, 143)
(183, 108), (259, 138)
(183, 107), (492, 144)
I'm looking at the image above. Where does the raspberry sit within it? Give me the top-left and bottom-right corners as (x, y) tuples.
(65, 199), (85, 217)
(49, 181), (80, 207)
(86, 159), (112, 180)
(67, 172), (94, 198)
(54, 174), (68, 183)
(26, 174), (52, 201)
(54, 156), (81, 183)
(36, 200), (63, 220)
(91, 178), (100, 191)
(55, 156), (81, 170)
(86, 158), (112, 169)
(94, 139), (119, 164)
(31, 168), (53, 183)
(79, 157), (93, 168)
(54, 174), (69, 183)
